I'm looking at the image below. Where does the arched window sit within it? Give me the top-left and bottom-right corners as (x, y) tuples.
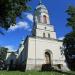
(48, 34), (50, 38)
(43, 15), (47, 23)
(43, 33), (45, 38)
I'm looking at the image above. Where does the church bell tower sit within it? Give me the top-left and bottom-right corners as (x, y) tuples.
(32, 0), (56, 39)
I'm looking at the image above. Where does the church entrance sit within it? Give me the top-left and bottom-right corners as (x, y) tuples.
(45, 52), (51, 64)
(42, 51), (52, 71)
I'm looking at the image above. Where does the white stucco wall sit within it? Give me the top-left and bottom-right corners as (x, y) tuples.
(6, 52), (17, 64)
(26, 37), (65, 66)
(35, 24), (56, 39)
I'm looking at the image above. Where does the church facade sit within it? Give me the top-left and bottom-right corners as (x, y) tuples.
(5, 1), (69, 71)
(17, 1), (69, 71)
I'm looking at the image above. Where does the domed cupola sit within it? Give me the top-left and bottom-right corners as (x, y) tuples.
(34, 0), (50, 25)
(35, 1), (47, 11)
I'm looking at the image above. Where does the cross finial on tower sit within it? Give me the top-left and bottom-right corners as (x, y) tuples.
(39, 0), (42, 4)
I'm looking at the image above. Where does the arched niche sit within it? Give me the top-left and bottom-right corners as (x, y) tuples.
(44, 49), (53, 65)
(43, 15), (47, 23)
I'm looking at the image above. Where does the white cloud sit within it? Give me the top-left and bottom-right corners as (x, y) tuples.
(9, 25), (18, 31)
(58, 37), (64, 40)
(26, 14), (33, 22)
(5, 45), (16, 51)
(8, 13), (33, 32)
(8, 21), (29, 31)
(21, 12), (33, 22)
(18, 22), (29, 29)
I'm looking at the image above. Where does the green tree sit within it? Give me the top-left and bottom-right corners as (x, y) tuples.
(63, 6), (75, 70)
(0, 0), (31, 30)
(0, 47), (8, 61)
(66, 6), (75, 31)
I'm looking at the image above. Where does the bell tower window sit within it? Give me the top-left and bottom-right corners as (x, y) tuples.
(43, 15), (47, 23)
(43, 33), (45, 38)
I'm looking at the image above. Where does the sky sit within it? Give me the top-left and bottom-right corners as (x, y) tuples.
(0, 0), (75, 51)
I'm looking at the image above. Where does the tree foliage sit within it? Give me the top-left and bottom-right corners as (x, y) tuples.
(63, 5), (75, 55)
(66, 6), (75, 31)
(0, 0), (31, 30)
(63, 32), (75, 55)
(63, 6), (75, 70)
(0, 47), (8, 61)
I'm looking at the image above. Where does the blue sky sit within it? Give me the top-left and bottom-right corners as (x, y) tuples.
(0, 0), (75, 51)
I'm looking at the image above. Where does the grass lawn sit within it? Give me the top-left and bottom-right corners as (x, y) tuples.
(0, 70), (75, 75)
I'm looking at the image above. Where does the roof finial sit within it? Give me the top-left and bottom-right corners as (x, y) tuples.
(39, 0), (42, 4)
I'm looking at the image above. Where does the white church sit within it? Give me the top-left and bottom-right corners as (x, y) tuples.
(5, 0), (69, 71)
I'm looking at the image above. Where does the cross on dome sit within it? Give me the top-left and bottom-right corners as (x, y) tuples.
(39, 0), (42, 4)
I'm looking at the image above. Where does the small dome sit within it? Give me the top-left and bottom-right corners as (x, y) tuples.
(35, 4), (48, 14)
(36, 4), (47, 10)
